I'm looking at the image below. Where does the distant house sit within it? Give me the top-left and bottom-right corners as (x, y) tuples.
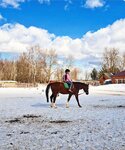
(99, 73), (113, 85)
(112, 70), (125, 84)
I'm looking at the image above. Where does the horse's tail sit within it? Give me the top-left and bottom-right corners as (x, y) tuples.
(45, 83), (51, 103)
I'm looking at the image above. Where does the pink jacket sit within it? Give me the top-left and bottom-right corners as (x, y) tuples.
(63, 74), (72, 82)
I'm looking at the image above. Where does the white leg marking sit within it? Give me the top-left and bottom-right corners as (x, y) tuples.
(50, 103), (53, 108)
(53, 103), (57, 108)
(66, 102), (69, 108)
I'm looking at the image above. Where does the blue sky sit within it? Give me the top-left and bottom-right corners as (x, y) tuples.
(0, 0), (125, 38)
(0, 0), (125, 71)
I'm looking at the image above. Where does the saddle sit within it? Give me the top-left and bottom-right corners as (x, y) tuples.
(63, 82), (69, 89)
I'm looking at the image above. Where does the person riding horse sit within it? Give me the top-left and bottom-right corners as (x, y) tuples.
(63, 69), (73, 92)
(45, 81), (89, 108)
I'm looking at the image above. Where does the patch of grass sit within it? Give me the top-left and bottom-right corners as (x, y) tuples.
(5, 118), (21, 123)
(23, 114), (41, 118)
(93, 105), (125, 108)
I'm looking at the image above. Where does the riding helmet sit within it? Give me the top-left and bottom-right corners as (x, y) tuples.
(65, 69), (70, 73)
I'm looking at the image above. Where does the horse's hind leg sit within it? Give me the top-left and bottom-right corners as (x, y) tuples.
(66, 94), (72, 108)
(52, 94), (58, 108)
(50, 94), (54, 107)
(50, 94), (54, 103)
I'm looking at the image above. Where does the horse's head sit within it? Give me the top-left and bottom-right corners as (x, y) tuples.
(83, 84), (89, 95)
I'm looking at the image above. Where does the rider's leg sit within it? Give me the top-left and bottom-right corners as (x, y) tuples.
(66, 81), (73, 92)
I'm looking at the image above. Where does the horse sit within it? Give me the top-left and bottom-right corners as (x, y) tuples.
(45, 82), (89, 108)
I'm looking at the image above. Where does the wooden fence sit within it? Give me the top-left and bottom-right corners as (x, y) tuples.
(0, 81), (38, 88)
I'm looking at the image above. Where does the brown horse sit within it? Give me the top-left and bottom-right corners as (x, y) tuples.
(45, 82), (89, 108)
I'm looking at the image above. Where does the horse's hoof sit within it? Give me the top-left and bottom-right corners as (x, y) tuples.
(66, 106), (69, 108)
(50, 105), (57, 109)
(79, 106), (82, 108)
(54, 106), (57, 109)
(66, 102), (69, 108)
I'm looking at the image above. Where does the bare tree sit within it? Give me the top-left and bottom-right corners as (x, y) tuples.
(64, 55), (74, 69)
(27, 46), (42, 84)
(123, 53), (125, 69)
(16, 46), (57, 83)
(84, 70), (90, 81)
(0, 60), (3, 80)
(54, 67), (64, 81)
(43, 49), (57, 82)
(102, 48), (120, 73)
(71, 68), (80, 81)
(120, 53), (125, 70)
(16, 53), (30, 83)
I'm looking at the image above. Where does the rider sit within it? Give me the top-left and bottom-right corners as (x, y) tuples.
(63, 69), (73, 92)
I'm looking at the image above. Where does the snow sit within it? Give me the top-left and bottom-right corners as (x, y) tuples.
(0, 84), (125, 150)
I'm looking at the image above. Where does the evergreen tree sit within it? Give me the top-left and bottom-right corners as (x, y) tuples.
(90, 68), (98, 80)
(98, 65), (107, 79)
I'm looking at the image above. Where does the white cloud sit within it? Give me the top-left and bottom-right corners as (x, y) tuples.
(0, 0), (106, 9)
(0, 14), (5, 20)
(64, 0), (72, 11)
(0, 14), (7, 21)
(0, 19), (125, 69)
(82, 19), (125, 55)
(0, 23), (55, 52)
(0, 0), (50, 8)
(0, 0), (26, 8)
(85, 0), (104, 8)
(38, 0), (50, 4)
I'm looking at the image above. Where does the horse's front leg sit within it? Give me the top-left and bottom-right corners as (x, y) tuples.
(75, 94), (82, 108)
(66, 94), (73, 108)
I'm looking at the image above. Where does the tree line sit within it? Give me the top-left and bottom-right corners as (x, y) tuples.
(0, 46), (79, 83)
(0, 47), (125, 83)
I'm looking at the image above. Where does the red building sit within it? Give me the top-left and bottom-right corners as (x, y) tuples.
(99, 73), (112, 85)
(112, 70), (125, 84)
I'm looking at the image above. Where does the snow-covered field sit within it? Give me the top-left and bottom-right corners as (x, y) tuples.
(0, 84), (125, 150)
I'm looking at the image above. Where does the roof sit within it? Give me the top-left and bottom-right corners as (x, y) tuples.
(104, 73), (113, 78)
(112, 70), (125, 77)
